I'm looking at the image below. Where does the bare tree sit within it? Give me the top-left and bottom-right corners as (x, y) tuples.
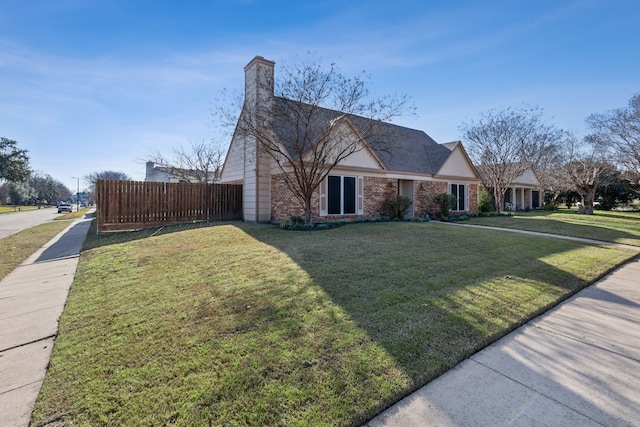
(563, 136), (613, 215)
(55, 180), (73, 201)
(538, 166), (572, 207)
(460, 106), (564, 213)
(84, 170), (132, 193)
(29, 172), (60, 205)
(149, 139), (226, 183)
(535, 146), (571, 207)
(586, 92), (640, 179)
(219, 55), (413, 224)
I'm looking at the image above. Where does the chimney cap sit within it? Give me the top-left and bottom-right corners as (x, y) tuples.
(244, 55), (275, 71)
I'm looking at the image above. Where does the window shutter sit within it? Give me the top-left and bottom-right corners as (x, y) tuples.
(320, 177), (327, 216)
(357, 176), (364, 215)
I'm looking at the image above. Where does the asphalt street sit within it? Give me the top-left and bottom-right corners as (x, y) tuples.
(0, 208), (60, 239)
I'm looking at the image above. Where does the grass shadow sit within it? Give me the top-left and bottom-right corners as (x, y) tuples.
(240, 221), (638, 422)
(32, 220), (639, 426)
(82, 219), (245, 251)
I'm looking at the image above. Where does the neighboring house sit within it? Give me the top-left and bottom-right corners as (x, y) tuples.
(504, 166), (544, 210)
(219, 56), (482, 223)
(478, 164), (544, 211)
(145, 161), (217, 183)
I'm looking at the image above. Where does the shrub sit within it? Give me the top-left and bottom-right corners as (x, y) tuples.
(478, 188), (492, 213)
(280, 215), (305, 230)
(382, 195), (413, 220)
(432, 193), (457, 218)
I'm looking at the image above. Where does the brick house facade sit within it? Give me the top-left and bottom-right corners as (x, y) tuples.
(270, 172), (479, 223)
(220, 56), (482, 223)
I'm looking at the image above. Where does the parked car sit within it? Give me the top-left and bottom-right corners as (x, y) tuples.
(57, 203), (73, 213)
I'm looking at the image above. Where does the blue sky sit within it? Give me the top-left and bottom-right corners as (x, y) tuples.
(1, 0), (638, 192)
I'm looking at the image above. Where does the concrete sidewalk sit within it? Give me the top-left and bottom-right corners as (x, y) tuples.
(0, 215), (92, 427)
(366, 254), (640, 426)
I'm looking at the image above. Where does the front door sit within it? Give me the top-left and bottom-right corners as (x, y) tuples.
(399, 180), (414, 219)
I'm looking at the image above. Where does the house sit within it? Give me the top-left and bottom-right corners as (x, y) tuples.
(145, 161), (217, 183)
(503, 166), (544, 210)
(219, 56), (482, 223)
(477, 164), (544, 211)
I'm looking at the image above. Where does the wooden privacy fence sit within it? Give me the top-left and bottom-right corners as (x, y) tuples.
(96, 180), (243, 232)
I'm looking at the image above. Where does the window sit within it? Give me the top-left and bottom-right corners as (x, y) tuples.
(450, 183), (466, 211)
(328, 175), (356, 215)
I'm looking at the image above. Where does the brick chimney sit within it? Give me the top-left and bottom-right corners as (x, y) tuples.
(242, 56), (275, 222)
(244, 56), (275, 112)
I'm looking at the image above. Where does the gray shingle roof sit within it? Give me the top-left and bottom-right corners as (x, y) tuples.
(271, 97), (453, 176)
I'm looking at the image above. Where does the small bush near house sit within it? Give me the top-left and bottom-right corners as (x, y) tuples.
(478, 188), (492, 213)
(382, 195), (413, 219)
(433, 192), (457, 218)
(280, 215), (305, 229)
(448, 213), (470, 221)
(281, 215), (353, 231)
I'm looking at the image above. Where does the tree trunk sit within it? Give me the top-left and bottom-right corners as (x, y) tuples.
(577, 188), (596, 215)
(303, 196), (314, 225)
(494, 189), (504, 214)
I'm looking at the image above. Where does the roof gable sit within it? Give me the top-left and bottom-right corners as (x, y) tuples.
(327, 119), (384, 169)
(437, 143), (480, 179)
(513, 166), (542, 186)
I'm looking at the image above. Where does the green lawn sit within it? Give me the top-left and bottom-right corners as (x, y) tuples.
(31, 220), (638, 426)
(0, 221), (72, 281)
(470, 209), (640, 247)
(0, 205), (42, 214)
(54, 207), (91, 221)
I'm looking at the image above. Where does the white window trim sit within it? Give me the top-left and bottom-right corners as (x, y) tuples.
(449, 182), (467, 212)
(320, 175), (363, 216)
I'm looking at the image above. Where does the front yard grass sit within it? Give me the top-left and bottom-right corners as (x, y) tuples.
(54, 207), (91, 220)
(31, 221), (638, 426)
(471, 209), (640, 246)
(0, 221), (71, 281)
(0, 205), (41, 214)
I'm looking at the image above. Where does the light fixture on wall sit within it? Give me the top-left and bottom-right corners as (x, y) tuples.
(419, 183), (425, 190)
(388, 181), (395, 188)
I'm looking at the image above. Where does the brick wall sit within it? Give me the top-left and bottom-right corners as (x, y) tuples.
(413, 181), (448, 217)
(271, 174), (398, 222)
(271, 173), (479, 222)
(271, 173), (306, 220)
(364, 177), (398, 218)
(467, 183), (478, 214)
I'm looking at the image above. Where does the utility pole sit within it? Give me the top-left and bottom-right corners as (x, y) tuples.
(71, 176), (79, 212)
